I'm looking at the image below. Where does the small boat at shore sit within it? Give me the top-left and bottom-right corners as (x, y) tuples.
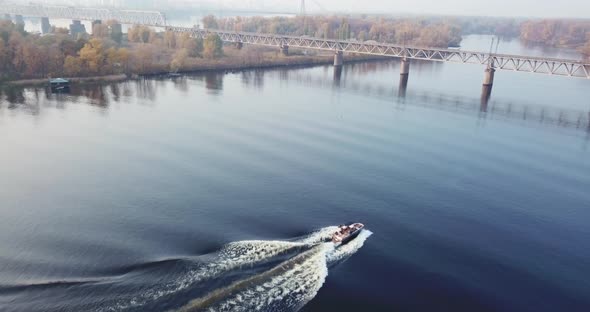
(332, 223), (364, 244)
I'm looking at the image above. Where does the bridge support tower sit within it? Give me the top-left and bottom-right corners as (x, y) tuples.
(481, 67), (495, 108)
(483, 67), (495, 87)
(400, 58), (410, 76)
(280, 44), (289, 56)
(70, 20), (87, 37)
(41, 17), (51, 34)
(398, 58), (410, 97)
(14, 15), (24, 25)
(235, 42), (243, 50)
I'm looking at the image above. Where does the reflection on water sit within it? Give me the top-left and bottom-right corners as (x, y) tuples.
(204, 72), (224, 92)
(398, 73), (409, 98)
(240, 70), (266, 89)
(1, 62), (589, 133)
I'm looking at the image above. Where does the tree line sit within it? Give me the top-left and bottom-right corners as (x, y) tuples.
(206, 15), (463, 48)
(0, 21), (225, 81)
(520, 20), (590, 56)
(205, 14), (590, 57)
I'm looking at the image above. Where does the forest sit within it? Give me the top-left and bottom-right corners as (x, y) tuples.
(209, 15), (463, 48)
(208, 15), (590, 56)
(519, 19), (590, 54)
(0, 20), (226, 81)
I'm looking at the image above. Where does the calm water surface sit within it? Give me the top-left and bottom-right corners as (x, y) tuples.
(1, 37), (590, 311)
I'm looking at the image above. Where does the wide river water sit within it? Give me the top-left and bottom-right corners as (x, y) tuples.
(1, 35), (590, 311)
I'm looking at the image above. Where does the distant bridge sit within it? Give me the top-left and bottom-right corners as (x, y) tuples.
(0, 3), (166, 26)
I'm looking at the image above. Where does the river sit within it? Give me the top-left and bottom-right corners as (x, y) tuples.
(0, 35), (589, 312)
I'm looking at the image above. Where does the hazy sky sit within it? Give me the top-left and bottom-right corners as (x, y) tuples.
(10, 0), (590, 18)
(300, 0), (590, 18)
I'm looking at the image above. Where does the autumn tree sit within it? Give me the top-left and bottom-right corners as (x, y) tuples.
(0, 39), (8, 79)
(132, 44), (154, 73)
(170, 48), (189, 72)
(581, 40), (590, 58)
(202, 15), (219, 29)
(92, 24), (109, 38)
(79, 38), (107, 74)
(164, 31), (177, 49)
(337, 19), (351, 40)
(128, 25), (153, 43)
(64, 55), (82, 76)
(203, 33), (223, 59)
(183, 37), (201, 57)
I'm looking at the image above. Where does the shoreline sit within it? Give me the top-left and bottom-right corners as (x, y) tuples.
(0, 55), (387, 89)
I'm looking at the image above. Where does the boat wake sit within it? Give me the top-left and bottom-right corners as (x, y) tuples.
(0, 226), (372, 312)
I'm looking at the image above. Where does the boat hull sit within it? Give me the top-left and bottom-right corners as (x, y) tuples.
(340, 228), (362, 244)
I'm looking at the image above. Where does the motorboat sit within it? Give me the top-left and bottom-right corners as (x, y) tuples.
(332, 223), (364, 244)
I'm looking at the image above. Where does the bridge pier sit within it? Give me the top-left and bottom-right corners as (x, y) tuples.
(400, 58), (410, 76)
(280, 44), (289, 56)
(235, 42), (243, 50)
(41, 17), (51, 34)
(334, 50), (343, 67)
(398, 58), (410, 97)
(483, 67), (495, 86)
(481, 67), (495, 109)
(70, 20), (87, 37)
(14, 15), (24, 25)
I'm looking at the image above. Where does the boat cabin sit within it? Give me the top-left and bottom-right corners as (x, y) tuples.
(49, 78), (70, 93)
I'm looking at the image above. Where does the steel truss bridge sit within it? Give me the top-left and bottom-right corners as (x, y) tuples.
(1, 3), (589, 79)
(0, 3), (166, 26)
(167, 26), (590, 79)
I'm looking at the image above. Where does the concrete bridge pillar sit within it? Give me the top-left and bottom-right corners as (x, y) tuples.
(41, 17), (51, 34)
(280, 44), (289, 56)
(483, 67), (495, 86)
(398, 58), (410, 97)
(70, 20), (87, 37)
(334, 50), (343, 67)
(400, 58), (410, 76)
(235, 42), (243, 50)
(14, 15), (24, 25)
(481, 67), (495, 108)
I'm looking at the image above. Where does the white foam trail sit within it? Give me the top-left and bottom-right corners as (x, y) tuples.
(104, 226), (371, 312)
(180, 244), (332, 312)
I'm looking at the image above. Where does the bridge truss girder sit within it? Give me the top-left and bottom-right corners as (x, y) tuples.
(167, 26), (590, 79)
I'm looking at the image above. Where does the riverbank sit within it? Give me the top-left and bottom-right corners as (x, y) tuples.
(1, 52), (385, 88)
